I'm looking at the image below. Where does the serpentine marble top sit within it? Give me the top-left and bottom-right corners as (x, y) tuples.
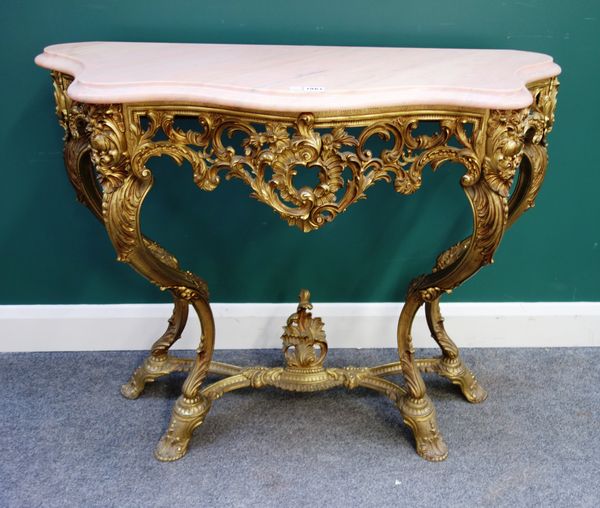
(35, 42), (560, 112)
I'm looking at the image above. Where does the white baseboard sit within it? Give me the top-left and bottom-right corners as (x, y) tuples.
(0, 302), (599, 352)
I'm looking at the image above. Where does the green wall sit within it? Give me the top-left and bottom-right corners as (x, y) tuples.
(1, 0), (599, 304)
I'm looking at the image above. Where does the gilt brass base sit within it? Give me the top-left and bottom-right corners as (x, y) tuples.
(49, 71), (558, 463)
(122, 290), (485, 462)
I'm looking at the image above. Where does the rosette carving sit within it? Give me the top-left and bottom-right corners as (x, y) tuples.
(87, 104), (152, 264)
(482, 109), (528, 197)
(506, 78), (558, 226)
(87, 105), (129, 193)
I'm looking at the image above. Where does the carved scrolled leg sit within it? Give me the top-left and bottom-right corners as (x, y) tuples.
(397, 293), (448, 461)
(155, 298), (215, 461)
(104, 179), (214, 462)
(421, 81), (557, 406)
(397, 107), (526, 460)
(120, 297), (190, 399)
(425, 298), (487, 403)
(425, 242), (487, 403)
(56, 89), (195, 402)
(66, 136), (195, 400)
(508, 77), (556, 227)
(397, 185), (503, 460)
(87, 103), (216, 461)
(62, 127), (196, 400)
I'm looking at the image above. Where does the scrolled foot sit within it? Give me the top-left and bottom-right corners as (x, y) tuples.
(120, 355), (192, 400)
(120, 362), (150, 399)
(438, 358), (488, 404)
(416, 433), (448, 462)
(155, 433), (192, 462)
(459, 377), (487, 404)
(400, 395), (448, 462)
(154, 395), (211, 462)
(120, 378), (145, 400)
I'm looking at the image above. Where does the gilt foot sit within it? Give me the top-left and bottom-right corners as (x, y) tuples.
(155, 395), (211, 462)
(400, 395), (448, 462)
(438, 357), (488, 404)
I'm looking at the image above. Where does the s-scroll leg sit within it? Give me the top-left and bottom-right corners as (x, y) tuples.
(422, 101), (552, 405)
(154, 298), (215, 461)
(425, 296), (487, 403)
(60, 109), (195, 401)
(397, 292), (449, 462)
(396, 116), (515, 459)
(105, 178), (215, 461)
(423, 238), (487, 403)
(105, 179), (214, 461)
(89, 103), (216, 461)
(120, 297), (190, 399)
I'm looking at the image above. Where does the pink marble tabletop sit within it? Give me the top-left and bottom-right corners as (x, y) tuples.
(35, 42), (560, 112)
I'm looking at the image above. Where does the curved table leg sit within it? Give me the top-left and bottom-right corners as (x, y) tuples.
(155, 299), (215, 461)
(104, 178), (214, 463)
(425, 297), (488, 403)
(397, 108), (528, 461)
(120, 297), (190, 399)
(422, 99), (551, 405)
(397, 183), (507, 460)
(60, 106), (195, 402)
(86, 103), (216, 461)
(397, 295), (449, 462)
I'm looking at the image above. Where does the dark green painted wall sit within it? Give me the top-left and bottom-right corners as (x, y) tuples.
(1, 0), (599, 304)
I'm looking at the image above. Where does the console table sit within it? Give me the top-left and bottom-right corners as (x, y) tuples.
(35, 42), (560, 462)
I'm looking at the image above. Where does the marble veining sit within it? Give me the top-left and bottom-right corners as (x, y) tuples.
(35, 41), (561, 112)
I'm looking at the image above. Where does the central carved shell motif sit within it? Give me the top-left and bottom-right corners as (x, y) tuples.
(128, 111), (483, 232)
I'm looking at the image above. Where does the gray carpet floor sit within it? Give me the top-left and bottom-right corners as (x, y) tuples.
(0, 348), (599, 508)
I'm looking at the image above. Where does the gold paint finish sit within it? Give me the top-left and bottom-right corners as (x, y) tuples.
(50, 71), (558, 462)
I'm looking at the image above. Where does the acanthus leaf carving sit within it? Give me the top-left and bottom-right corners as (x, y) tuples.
(125, 108), (485, 231)
(281, 289), (327, 370)
(87, 104), (130, 193)
(482, 109), (528, 197)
